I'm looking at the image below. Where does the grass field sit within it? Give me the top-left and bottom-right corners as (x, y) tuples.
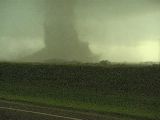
(0, 62), (159, 119)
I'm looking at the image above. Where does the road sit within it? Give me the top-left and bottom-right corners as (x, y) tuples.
(0, 99), (145, 120)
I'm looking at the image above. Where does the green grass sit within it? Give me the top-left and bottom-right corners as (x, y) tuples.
(0, 62), (159, 119)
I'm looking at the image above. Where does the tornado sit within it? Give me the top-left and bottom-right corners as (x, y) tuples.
(25, 0), (96, 63)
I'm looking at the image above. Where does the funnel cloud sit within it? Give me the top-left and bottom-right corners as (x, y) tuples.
(25, 0), (96, 62)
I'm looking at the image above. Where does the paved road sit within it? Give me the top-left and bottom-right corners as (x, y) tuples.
(0, 99), (144, 120)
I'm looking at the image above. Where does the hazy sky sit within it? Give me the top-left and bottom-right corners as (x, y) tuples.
(0, 0), (160, 62)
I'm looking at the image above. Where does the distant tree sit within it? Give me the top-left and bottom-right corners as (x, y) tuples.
(99, 60), (111, 65)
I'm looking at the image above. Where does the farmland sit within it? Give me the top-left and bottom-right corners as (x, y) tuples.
(0, 62), (159, 119)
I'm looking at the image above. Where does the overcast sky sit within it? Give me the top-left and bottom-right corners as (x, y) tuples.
(0, 0), (160, 62)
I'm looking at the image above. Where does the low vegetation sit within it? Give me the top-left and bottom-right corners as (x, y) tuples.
(0, 62), (159, 119)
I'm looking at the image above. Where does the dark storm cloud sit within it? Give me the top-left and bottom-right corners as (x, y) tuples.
(76, 0), (160, 45)
(0, 0), (45, 61)
(0, 0), (160, 62)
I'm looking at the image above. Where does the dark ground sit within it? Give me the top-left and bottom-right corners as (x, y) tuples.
(0, 62), (159, 119)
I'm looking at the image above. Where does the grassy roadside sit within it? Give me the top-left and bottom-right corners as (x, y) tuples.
(0, 92), (159, 120)
(0, 62), (159, 119)
(0, 92), (159, 119)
